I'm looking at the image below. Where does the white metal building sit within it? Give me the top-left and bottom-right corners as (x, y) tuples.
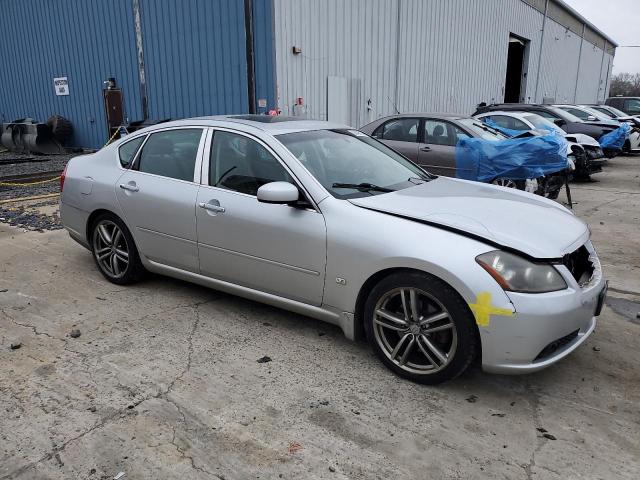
(271, 0), (617, 127)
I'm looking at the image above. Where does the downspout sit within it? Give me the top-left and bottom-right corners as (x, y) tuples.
(533, 0), (549, 103)
(132, 0), (149, 120)
(573, 23), (585, 103)
(596, 40), (607, 102)
(393, 0), (402, 112)
(244, 0), (257, 114)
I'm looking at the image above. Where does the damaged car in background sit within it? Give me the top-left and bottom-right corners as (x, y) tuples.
(360, 113), (571, 198)
(60, 115), (607, 384)
(474, 111), (606, 179)
(473, 103), (622, 158)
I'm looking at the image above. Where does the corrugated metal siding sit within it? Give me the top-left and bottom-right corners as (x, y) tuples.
(138, 0), (249, 120)
(273, 0), (398, 125)
(535, 19), (582, 103)
(0, 0), (141, 148)
(273, 0), (615, 127)
(252, 0), (277, 112)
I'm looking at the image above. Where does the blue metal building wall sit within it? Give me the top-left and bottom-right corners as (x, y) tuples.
(0, 0), (141, 149)
(252, 0), (277, 113)
(138, 0), (249, 119)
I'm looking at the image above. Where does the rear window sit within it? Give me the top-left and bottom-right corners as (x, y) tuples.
(118, 136), (145, 167)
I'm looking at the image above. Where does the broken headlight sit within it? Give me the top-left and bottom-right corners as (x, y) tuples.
(476, 250), (567, 293)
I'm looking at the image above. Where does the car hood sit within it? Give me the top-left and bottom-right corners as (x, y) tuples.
(564, 133), (600, 147)
(348, 177), (589, 258)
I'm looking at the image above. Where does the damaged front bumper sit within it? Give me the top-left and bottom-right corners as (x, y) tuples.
(481, 243), (606, 374)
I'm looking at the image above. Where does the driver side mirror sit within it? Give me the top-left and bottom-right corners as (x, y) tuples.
(554, 119), (566, 127)
(586, 115), (597, 121)
(257, 181), (299, 205)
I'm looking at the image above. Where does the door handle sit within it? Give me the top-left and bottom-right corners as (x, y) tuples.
(198, 201), (225, 213)
(420, 146), (431, 152)
(119, 183), (139, 192)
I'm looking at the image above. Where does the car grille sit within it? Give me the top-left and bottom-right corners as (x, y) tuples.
(562, 245), (594, 286)
(534, 330), (580, 361)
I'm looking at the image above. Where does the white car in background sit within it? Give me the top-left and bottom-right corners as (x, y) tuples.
(474, 111), (606, 178)
(582, 104), (640, 154)
(556, 104), (640, 155)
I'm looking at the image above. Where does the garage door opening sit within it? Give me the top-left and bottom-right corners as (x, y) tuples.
(504, 34), (530, 103)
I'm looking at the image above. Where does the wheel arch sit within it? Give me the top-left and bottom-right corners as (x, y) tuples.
(86, 208), (125, 246)
(353, 267), (480, 347)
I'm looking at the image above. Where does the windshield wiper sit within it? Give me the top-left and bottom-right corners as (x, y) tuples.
(331, 182), (395, 193)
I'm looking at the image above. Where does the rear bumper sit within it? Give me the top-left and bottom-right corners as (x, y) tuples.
(481, 250), (606, 374)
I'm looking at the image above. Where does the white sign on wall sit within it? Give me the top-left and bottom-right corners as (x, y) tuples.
(53, 77), (69, 96)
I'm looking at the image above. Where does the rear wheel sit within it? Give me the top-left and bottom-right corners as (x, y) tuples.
(90, 213), (145, 285)
(364, 272), (478, 384)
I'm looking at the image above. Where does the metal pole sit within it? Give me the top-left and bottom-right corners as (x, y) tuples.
(132, 0), (149, 120)
(573, 23), (585, 103)
(393, 0), (402, 113)
(244, 0), (256, 114)
(533, 0), (549, 103)
(597, 40), (607, 102)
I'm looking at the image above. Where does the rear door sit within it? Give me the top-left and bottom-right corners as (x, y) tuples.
(115, 127), (205, 272)
(417, 118), (460, 177)
(371, 117), (420, 161)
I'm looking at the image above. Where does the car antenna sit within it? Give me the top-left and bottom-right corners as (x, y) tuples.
(387, 96), (400, 114)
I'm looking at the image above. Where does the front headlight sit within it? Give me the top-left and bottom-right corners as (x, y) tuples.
(476, 250), (567, 293)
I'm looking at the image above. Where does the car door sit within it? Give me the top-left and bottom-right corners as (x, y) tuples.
(417, 118), (460, 176)
(371, 117), (420, 161)
(115, 127), (205, 273)
(195, 128), (326, 306)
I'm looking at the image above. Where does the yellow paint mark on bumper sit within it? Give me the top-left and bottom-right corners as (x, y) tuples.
(469, 292), (514, 327)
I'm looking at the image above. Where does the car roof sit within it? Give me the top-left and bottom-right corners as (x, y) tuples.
(128, 115), (352, 136)
(476, 110), (532, 119)
(377, 112), (467, 120)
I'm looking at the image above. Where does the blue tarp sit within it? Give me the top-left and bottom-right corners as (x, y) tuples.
(599, 123), (630, 150)
(455, 133), (569, 183)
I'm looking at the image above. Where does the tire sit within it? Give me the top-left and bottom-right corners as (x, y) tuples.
(46, 115), (73, 144)
(364, 271), (479, 385)
(90, 213), (146, 285)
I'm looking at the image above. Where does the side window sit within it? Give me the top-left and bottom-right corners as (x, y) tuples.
(209, 131), (294, 196)
(564, 108), (590, 120)
(374, 118), (419, 142)
(118, 136), (145, 167)
(453, 126), (471, 141)
(136, 129), (202, 181)
(424, 119), (457, 147)
(626, 99), (640, 114)
(490, 115), (528, 130)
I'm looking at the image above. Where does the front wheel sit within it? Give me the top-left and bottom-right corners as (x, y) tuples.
(364, 272), (479, 384)
(91, 213), (146, 285)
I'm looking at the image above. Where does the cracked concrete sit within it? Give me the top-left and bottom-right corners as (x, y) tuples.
(1, 156), (639, 479)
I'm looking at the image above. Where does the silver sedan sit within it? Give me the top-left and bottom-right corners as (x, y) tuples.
(60, 115), (607, 384)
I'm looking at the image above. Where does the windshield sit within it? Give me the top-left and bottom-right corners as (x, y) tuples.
(523, 114), (565, 134)
(548, 106), (583, 123)
(276, 129), (430, 199)
(603, 105), (629, 117)
(457, 118), (508, 140)
(580, 106), (615, 121)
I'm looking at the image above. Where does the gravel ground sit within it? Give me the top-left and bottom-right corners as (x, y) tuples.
(0, 200), (62, 231)
(0, 151), (72, 201)
(0, 151), (73, 176)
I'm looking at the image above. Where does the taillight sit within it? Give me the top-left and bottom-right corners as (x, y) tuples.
(60, 163), (68, 191)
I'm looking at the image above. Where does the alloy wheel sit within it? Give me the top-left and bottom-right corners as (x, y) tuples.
(92, 220), (130, 279)
(492, 177), (517, 189)
(373, 288), (457, 374)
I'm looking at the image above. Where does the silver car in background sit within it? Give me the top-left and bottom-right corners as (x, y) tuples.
(60, 116), (607, 384)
